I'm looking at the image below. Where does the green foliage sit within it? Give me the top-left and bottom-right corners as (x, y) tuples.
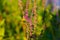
(0, 0), (60, 40)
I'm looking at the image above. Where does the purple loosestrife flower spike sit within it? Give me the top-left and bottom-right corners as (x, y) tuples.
(24, 0), (33, 39)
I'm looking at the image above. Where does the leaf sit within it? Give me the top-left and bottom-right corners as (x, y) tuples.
(0, 27), (5, 35)
(0, 19), (5, 26)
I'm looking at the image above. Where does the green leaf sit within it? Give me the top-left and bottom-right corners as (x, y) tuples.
(0, 19), (5, 26)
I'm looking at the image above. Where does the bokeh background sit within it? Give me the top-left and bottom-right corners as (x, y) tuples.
(0, 0), (60, 40)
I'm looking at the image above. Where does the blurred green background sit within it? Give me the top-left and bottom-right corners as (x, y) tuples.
(0, 0), (60, 40)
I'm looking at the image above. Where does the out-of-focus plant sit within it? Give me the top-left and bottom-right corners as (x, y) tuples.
(0, 0), (60, 40)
